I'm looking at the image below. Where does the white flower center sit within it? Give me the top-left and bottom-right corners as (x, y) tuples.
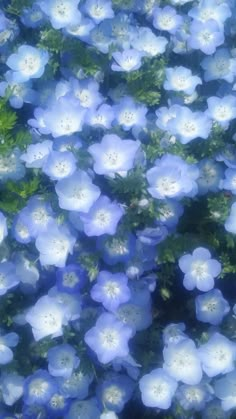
(20, 54), (41, 76)
(181, 121), (198, 135)
(29, 379), (49, 397)
(119, 110), (137, 125)
(158, 15), (175, 30)
(50, 394), (65, 409)
(52, 1), (72, 20)
(63, 272), (79, 287)
(103, 386), (123, 404)
(94, 209), (111, 227)
(191, 261), (208, 279)
(90, 4), (105, 18)
(214, 105), (231, 120)
(32, 208), (49, 224)
(185, 388), (202, 403)
(58, 116), (77, 135)
(156, 176), (180, 195)
(151, 382), (168, 399)
(100, 328), (120, 349)
(199, 30), (213, 45)
(103, 281), (121, 298)
(214, 58), (229, 76)
(53, 160), (71, 176)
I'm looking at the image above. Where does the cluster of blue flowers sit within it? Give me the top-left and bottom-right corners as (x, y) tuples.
(0, 0), (236, 417)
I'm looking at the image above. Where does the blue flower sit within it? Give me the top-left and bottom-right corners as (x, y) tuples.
(198, 333), (236, 377)
(6, 45), (49, 82)
(162, 323), (187, 346)
(20, 196), (54, 239)
(207, 95), (236, 129)
(80, 195), (124, 236)
(84, 312), (133, 364)
(115, 301), (152, 334)
(195, 288), (230, 325)
(153, 6), (183, 34)
(156, 200), (184, 229)
(201, 48), (236, 83)
(43, 97), (86, 138)
(164, 66), (202, 95)
(188, 19), (224, 55)
(113, 97), (147, 131)
(216, 144), (236, 168)
(0, 331), (19, 365)
(20, 140), (53, 169)
(23, 369), (57, 405)
(56, 264), (88, 294)
(197, 158), (223, 195)
(86, 104), (114, 129)
(0, 373), (24, 406)
(26, 295), (68, 341)
(55, 170), (101, 212)
(0, 262), (20, 296)
(167, 106), (212, 144)
(220, 168), (236, 195)
(111, 49), (143, 72)
(0, 71), (37, 109)
(48, 287), (82, 322)
(35, 221), (76, 267)
(88, 134), (140, 176)
(132, 27), (168, 57)
(96, 374), (135, 413)
(84, 0), (114, 24)
(38, 0), (81, 29)
(42, 150), (77, 180)
(57, 368), (94, 399)
(67, 399), (100, 419)
(46, 393), (70, 417)
(20, 4), (45, 28)
(0, 148), (26, 182)
(188, 0), (232, 26)
(0, 212), (7, 245)
(179, 247), (221, 291)
(214, 370), (236, 411)
(12, 209), (32, 244)
(163, 339), (202, 385)
(139, 368), (177, 409)
(176, 383), (211, 411)
(47, 344), (80, 378)
(146, 154), (199, 200)
(13, 252), (39, 294)
(90, 270), (131, 312)
(69, 77), (103, 108)
(136, 225), (168, 246)
(96, 233), (136, 265)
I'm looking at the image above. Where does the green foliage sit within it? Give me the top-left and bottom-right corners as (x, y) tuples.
(78, 253), (99, 281)
(207, 193), (232, 223)
(5, 0), (33, 16)
(38, 28), (65, 53)
(0, 175), (41, 214)
(158, 233), (202, 264)
(0, 98), (32, 154)
(108, 166), (146, 203)
(125, 57), (166, 105)
(112, 0), (136, 9)
(63, 39), (108, 77)
(0, 98), (17, 133)
(190, 123), (226, 159)
(6, 176), (40, 199)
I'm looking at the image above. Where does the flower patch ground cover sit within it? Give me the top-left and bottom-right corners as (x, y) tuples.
(0, 0), (236, 417)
